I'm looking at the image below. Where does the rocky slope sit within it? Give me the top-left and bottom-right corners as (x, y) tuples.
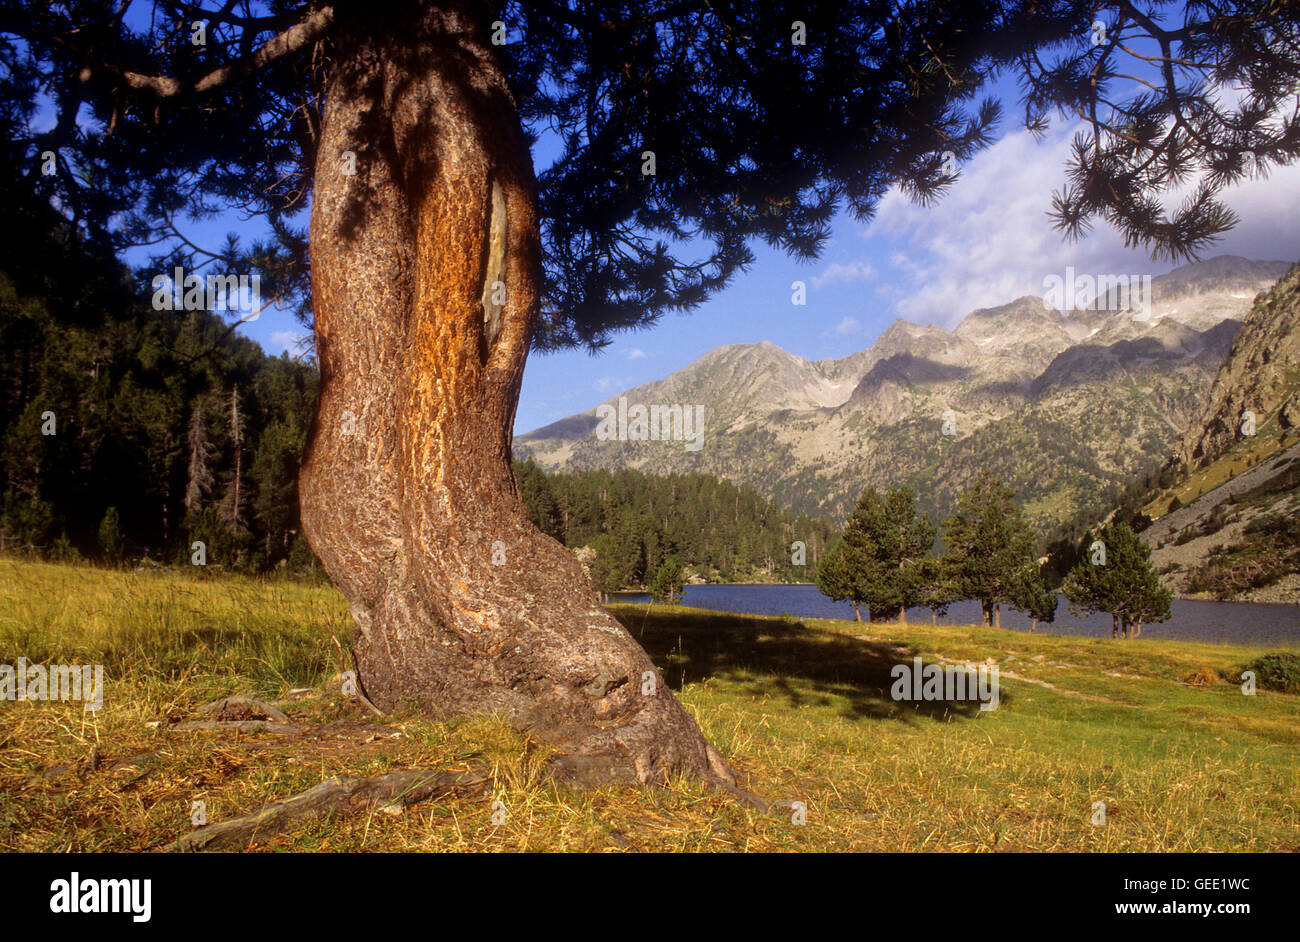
(1174, 262), (1300, 470)
(1137, 262), (1300, 602)
(517, 256), (1292, 533)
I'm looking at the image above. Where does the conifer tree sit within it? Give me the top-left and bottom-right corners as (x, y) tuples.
(649, 556), (685, 605)
(919, 556), (961, 627)
(820, 486), (935, 622)
(816, 538), (862, 622)
(587, 533), (627, 603)
(184, 401), (214, 514)
(943, 472), (1039, 627)
(220, 385), (247, 530)
(1011, 561), (1059, 632)
(1062, 522), (1171, 638)
(852, 487), (935, 622)
(8, 0), (1291, 786)
(515, 458), (564, 543)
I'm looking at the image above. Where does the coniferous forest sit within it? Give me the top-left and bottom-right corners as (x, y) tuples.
(0, 136), (319, 572)
(516, 459), (837, 588)
(0, 150), (833, 584)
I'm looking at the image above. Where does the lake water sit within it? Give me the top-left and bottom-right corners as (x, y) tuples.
(612, 584), (1300, 648)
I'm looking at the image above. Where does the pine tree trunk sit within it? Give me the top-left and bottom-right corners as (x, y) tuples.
(299, 2), (737, 790)
(981, 601), (993, 626)
(852, 602), (862, 622)
(994, 604), (1001, 630)
(1112, 614), (1120, 638)
(225, 385), (245, 529)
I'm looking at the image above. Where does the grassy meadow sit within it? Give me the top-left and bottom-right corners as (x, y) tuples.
(0, 557), (1297, 852)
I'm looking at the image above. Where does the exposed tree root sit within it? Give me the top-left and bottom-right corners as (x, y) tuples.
(166, 766), (491, 852)
(168, 695), (301, 734)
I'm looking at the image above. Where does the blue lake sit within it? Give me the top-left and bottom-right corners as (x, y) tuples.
(612, 583), (1300, 648)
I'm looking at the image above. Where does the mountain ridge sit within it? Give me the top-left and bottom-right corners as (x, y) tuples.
(517, 256), (1294, 532)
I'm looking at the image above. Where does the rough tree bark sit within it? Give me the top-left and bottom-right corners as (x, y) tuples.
(299, 3), (739, 790)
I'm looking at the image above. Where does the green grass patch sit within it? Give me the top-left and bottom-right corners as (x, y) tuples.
(1, 558), (1297, 851)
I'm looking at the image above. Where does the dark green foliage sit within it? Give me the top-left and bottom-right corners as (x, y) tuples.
(586, 533), (627, 599)
(815, 539), (857, 618)
(1125, 512), (1152, 534)
(8, 2), (1288, 353)
(648, 557), (685, 605)
(49, 533), (82, 563)
(513, 462), (837, 590)
(918, 555), (961, 623)
(515, 458), (565, 543)
(0, 177), (320, 572)
(1061, 522), (1172, 635)
(830, 486), (936, 622)
(97, 507), (124, 564)
(942, 471), (1040, 625)
(1011, 562), (1058, 627)
(1041, 533), (1081, 590)
(1241, 653), (1300, 695)
(1243, 512), (1300, 541)
(822, 477), (1059, 626)
(0, 1), (1089, 352)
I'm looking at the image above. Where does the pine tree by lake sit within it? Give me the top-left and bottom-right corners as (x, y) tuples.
(614, 584), (1300, 647)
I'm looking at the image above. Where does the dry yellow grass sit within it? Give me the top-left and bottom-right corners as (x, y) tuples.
(1, 558), (1297, 851)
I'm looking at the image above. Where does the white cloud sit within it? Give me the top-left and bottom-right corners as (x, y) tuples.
(270, 329), (310, 353)
(856, 121), (1300, 327)
(812, 260), (875, 290)
(594, 376), (632, 393)
(625, 347), (647, 360)
(827, 316), (861, 336)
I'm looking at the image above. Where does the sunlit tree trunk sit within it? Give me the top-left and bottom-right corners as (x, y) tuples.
(299, 2), (737, 789)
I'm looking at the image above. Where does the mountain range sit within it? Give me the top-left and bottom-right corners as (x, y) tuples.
(516, 256), (1294, 535)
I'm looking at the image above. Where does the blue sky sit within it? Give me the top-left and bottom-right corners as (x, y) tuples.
(512, 106), (1300, 433)
(95, 32), (1300, 436)
(151, 103), (1300, 437)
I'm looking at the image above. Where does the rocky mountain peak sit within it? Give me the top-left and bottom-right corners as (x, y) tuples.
(1175, 261), (1300, 469)
(952, 295), (1073, 372)
(516, 256), (1294, 532)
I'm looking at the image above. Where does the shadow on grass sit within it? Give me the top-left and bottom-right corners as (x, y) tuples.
(0, 618), (337, 691)
(610, 605), (1008, 723)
